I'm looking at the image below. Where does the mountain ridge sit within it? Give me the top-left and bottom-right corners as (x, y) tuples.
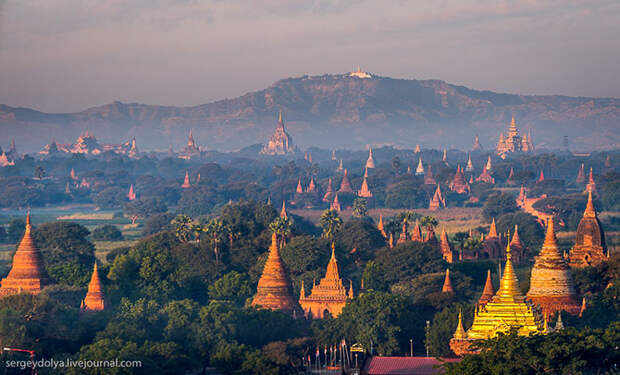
(1, 73), (619, 152)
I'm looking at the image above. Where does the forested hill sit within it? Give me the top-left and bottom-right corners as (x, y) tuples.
(1, 73), (619, 152)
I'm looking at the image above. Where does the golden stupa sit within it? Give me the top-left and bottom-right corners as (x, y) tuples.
(81, 262), (106, 311)
(252, 233), (301, 315)
(450, 242), (545, 355)
(299, 243), (352, 319)
(0, 213), (51, 297)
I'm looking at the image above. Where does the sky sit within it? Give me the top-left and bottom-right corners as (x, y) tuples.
(1, 0), (619, 113)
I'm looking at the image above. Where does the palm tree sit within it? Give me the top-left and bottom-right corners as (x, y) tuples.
(269, 217), (293, 248)
(419, 215), (438, 230)
(320, 209), (343, 241)
(171, 214), (193, 242)
(352, 198), (368, 218)
(203, 218), (229, 263)
(192, 222), (203, 243)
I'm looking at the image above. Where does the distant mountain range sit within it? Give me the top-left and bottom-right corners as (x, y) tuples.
(1, 73), (619, 152)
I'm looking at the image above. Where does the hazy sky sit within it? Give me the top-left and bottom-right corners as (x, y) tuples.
(1, 0), (619, 113)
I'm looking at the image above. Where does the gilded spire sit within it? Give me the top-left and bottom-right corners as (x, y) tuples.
(325, 242), (341, 280)
(81, 262), (105, 311)
(496, 242), (522, 301)
(300, 280), (305, 299)
(453, 309), (467, 340)
(348, 279), (354, 299)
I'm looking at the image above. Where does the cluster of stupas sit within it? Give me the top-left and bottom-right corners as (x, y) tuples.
(459, 218), (528, 263)
(0, 139), (18, 166)
(496, 116), (534, 158)
(39, 132), (140, 158)
(450, 242), (546, 356)
(0, 214), (105, 312)
(260, 111), (296, 155)
(252, 232), (353, 319)
(449, 191), (608, 355)
(178, 130), (202, 160)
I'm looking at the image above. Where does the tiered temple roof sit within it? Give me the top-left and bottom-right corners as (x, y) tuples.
(527, 219), (581, 316)
(260, 111), (296, 155)
(476, 166), (495, 184)
(415, 157), (425, 176)
(358, 174), (373, 198)
(424, 165), (437, 185)
(0, 214), (51, 297)
(449, 165), (470, 194)
(509, 225), (527, 264)
(252, 233), (301, 315)
(569, 190), (607, 268)
(450, 242), (545, 356)
(429, 184), (446, 211)
(496, 116), (532, 157)
(299, 243), (352, 319)
(338, 169), (354, 193)
(81, 262), (106, 311)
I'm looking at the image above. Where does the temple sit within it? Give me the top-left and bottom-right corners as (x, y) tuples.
(81, 262), (106, 312)
(508, 225), (527, 264)
(397, 220), (410, 245)
(465, 154), (474, 172)
(330, 194), (341, 212)
(496, 116), (533, 158)
(411, 220), (423, 242)
(358, 174), (373, 198)
(323, 179), (335, 202)
(127, 184), (136, 200)
(479, 219), (503, 259)
(415, 158), (425, 176)
(449, 165), (470, 194)
(252, 233), (301, 315)
(260, 111), (296, 155)
(439, 227), (455, 263)
(338, 169), (354, 194)
(450, 242), (545, 356)
(299, 243), (352, 319)
(568, 190), (607, 268)
(39, 132), (139, 157)
(476, 166), (495, 184)
(181, 171), (191, 188)
(527, 219), (581, 316)
(0, 214), (51, 297)
(365, 147), (375, 169)
(477, 270), (495, 308)
(472, 135), (482, 151)
(441, 269), (454, 293)
(424, 165), (436, 185)
(429, 184), (446, 211)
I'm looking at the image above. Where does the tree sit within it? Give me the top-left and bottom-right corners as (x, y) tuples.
(392, 156), (401, 173)
(92, 224), (124, 241)
(7, 218), (25, 243)
(425, 304), (474, 357)
(142, 213), (175, 236)
(320, 209), (342, 241)
(171, 215), (193, 242)
(481, 192), (518, 222)
(123, 197), (167, 224)
(34, 165), (46, 179)
(269, 217), (293, 247)
(203, 218), (230, 262)
(352, 198), (368, 218)
(419, 215), (438, 230)
(33, 221), (96, 286)
(208, 271), (253, 304)
(444, 324), (620, 375)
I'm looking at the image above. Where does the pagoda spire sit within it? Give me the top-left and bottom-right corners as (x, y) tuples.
(181, 171), (191, 188)
(323, 178), (334, 202)
(576, 163), (585, 184)
(496, 242), (521, 301)
(478, 270), (495, 307)
(338, 169), (354, 193)
(488, 218), (498, 238)
(252, 233), (301, 314)
(411, 219), (422, 242)
(579, 297), (586, 317)
(453, 309), (467, 339)
(0, 213), (51, 296)
(440, 226), (453, 263)
(443, 148), (448, 163)
(465, 153), (474, 172)
(300, 280), (305, 299)
(280, 201), (288, 218)
(127, 184), (136, 200)
(568, 189), (606, 268)
(377, 215), (387, 238)
(365, 147), (375, 169)
(397, 219), (410, 244)
(296, 178), (304, 194)
(510, 225), (523, 247)
(81, 262), (106, 311)
(538, 170), (545, 182)
(442, 269), (454, 293)
(325, 242), (341, 280)
(486, 155), (492, 171)
(358, 174), (372, 198)
(415, 157), (424, 176)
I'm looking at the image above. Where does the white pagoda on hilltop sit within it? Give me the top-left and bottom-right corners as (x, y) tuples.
(349, 67), (372, 79)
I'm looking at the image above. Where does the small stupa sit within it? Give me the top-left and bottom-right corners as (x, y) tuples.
(81, 262), (106, 311)
(568, 190), (607, 268)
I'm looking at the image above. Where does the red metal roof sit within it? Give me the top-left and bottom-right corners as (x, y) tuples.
(362, 356), (460, 375)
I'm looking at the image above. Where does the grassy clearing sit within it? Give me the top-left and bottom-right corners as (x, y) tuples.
(94, 240), (138, 263)
(291, 207), (484, 234)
